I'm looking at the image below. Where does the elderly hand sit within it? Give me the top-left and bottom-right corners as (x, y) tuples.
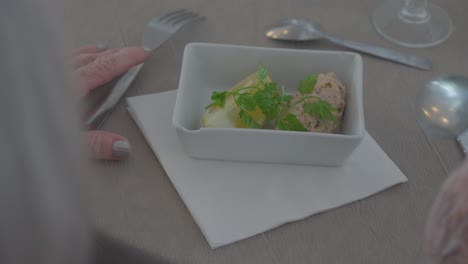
(425, 159), (468, 263)
(72, 45), (151, 160)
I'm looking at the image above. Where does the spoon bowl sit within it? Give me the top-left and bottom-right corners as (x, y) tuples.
(265, 19), (324, 41)
(415, 76), (468, 138)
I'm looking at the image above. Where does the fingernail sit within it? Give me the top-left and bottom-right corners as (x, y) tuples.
(112, 140), (130, 159)
(96, 43), (108, 49)
(143, 46), (152, 52)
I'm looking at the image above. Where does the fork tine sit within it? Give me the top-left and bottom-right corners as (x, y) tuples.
(182, 15), (204, 27)
(158, 9), (186, 22)
(173, 13), (203, 28)
(170, 12), (197, 25)
(165, 11), (193, 24)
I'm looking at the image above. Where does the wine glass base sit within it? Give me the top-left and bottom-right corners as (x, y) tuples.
(373, 0), (453, 48)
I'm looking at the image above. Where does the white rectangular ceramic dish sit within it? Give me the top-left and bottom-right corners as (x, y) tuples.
(173, 43), (365, 166)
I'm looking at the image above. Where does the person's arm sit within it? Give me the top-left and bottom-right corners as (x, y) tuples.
(0, 1), (90, 263)
(425, 159), (468, 263)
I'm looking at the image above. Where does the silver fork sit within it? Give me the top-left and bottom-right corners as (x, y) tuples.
(86, 9), (204, 128)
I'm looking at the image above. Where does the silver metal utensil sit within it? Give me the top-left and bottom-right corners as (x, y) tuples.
(86, 9), (204, 128)
(265, 18), (432, 71)
(414, 76), (468, 152)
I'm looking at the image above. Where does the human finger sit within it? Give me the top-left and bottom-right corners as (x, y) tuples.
(77, 47), (150, 96)
(86, 130), (131, 160)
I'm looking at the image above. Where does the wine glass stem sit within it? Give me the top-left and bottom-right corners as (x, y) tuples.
(400, 0), (430, 22)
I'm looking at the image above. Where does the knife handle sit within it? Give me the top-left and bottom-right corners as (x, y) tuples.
(323, 35), (432, 70)
(86, 63), (144, 128)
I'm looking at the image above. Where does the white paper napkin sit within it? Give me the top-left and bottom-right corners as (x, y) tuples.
(127, 90), (407, 249)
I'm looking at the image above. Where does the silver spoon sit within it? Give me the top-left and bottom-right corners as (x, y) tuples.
(265, 18), (432, 71)
(415, 76), (468, 141)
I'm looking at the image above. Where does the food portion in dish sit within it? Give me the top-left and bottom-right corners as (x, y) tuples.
(202, 72), (272, 128)
(288, 72), (345, 133)
(202, 65), (346, 133)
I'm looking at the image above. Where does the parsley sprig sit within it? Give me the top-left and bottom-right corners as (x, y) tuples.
(206, 65), (338, 131)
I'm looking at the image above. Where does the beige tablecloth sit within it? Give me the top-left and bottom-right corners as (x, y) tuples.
(63, 0), (468, 263)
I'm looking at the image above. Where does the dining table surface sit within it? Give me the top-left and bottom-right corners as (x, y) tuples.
(62, 0), (468, 263)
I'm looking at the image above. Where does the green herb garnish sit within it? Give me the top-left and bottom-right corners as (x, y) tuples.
(277, 113), (308, 132)
(206, 65), (338, 131)
(239, 109), (261, 128)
